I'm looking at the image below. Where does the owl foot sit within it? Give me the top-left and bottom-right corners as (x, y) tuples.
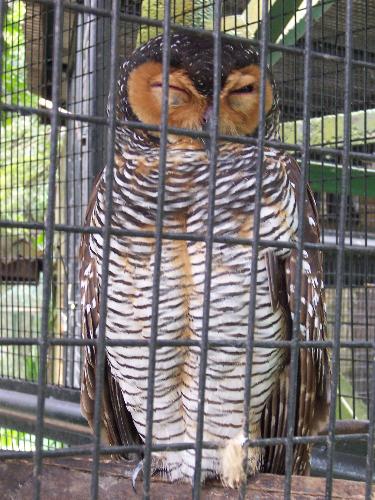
(220, 435), (259, 488)
(131, 459), (144, 492)
(131, 457), (162, 491)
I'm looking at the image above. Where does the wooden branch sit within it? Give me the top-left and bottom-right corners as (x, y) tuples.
(0, 457), (370, 499)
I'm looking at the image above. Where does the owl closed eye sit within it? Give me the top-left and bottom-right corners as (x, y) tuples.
(127, 60), (273, 140)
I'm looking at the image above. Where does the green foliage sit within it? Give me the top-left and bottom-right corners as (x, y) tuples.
(1, 1), (51, 256)
(0, 276), (43, 380)
(25, 350), (39, 381)
(0, 427), (65, 451)
(1, 0), (37, 108)
(0, 114), (50, 226)
(0, 2), (53, 387)
(337, 374), (368, 420)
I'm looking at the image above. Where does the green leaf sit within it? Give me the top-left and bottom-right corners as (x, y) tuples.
(1, 1), (38, 108)
(0, 427), (65, 451)
(337, 374), (368, 420)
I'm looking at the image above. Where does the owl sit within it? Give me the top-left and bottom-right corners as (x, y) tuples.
(80, 30), (331, 488)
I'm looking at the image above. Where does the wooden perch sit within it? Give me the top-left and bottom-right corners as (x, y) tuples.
(0, 456), (371, 499)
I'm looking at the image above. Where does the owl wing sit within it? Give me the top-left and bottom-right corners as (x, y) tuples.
(80, 172), (141, 457)
(261, 155), (331, 474)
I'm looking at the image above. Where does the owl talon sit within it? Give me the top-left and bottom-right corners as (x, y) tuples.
(132, 459), (144, 492)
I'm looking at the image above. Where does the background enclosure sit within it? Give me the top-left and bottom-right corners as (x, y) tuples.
(0, 0), (375, 497)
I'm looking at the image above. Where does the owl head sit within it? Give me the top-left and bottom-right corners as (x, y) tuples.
(116, 30), (279, 147)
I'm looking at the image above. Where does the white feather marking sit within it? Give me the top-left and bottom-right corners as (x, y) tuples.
(84, 263), (92, 277)
(302, 260), (311, 273)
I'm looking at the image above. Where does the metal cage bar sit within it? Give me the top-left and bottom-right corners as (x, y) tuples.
(142, 0), (172, 495)
(192, 1), (222, 495)
(88, 0), (120, 498)
(284, 0), (314, 496)
(240, 0), (269, 497)
(365, 358), (375, 499)
(33, 1), (64, 497)
(325, 1), (353, 497)
(0, 0), (374, 498)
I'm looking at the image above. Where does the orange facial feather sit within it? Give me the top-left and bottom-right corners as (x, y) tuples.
(127, 61), (206, 136)
(220, 65), (273, 136)
(127, 62), (273, 140)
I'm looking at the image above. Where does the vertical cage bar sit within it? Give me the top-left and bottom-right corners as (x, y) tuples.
(93, 0), (112, 177)
(0, 0), (5, 96)
(365, 358), (375, 499)
(33, 0), (64, 498)
(363, 0), (370, 421)
(192, 1), (222, 497)
(284, 0), (314, 497)
(0, 0), (373, 495)
(89, 1), (120, 498)
(142, 1), (172, 497)
(325, 0), (353, 497)
(239, 0), (269, 498)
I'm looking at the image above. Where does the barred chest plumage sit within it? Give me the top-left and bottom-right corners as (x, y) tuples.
(95, 142), (297, 236)
(87, 141), (298, 482)
(81, 32), (330, 487)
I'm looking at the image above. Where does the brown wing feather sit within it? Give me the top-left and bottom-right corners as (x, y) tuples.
(80, 172), (141, 458)
(261, 156), (331, 474)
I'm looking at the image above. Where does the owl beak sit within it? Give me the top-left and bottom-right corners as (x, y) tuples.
(201, 105), (214, 152)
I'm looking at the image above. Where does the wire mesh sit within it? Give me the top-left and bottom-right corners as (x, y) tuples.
(0, 0), (374, 499)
